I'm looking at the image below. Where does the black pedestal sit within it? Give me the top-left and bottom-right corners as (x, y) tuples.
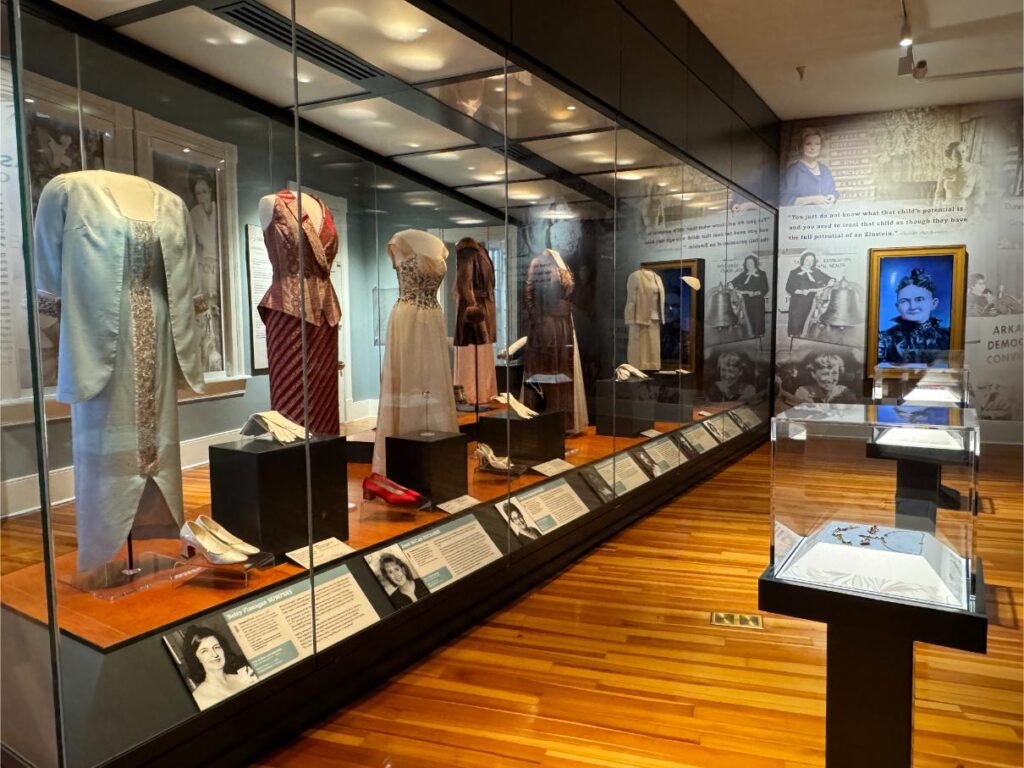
(759, 564), (987, 768)
(386, 431), (467, 504)
(595, 379), (655, 437)
(209, 436), (348, 556)
(478, 409), (565, 462)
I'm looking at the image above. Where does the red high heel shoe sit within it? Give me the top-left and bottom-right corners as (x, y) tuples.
(361, 472), (425, 506)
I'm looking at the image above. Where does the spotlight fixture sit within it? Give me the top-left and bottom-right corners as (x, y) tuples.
(898, 0), (912, 47)
(899, 18), (912, 47)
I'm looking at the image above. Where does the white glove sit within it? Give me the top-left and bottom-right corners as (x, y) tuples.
(241, 411), (308, 443)
(491, 393), (538, 419)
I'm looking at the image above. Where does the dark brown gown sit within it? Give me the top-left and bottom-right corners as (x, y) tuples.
(523, 250), (576, 432)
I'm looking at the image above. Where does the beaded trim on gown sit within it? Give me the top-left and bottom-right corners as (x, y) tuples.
(372, 232), (458, 474)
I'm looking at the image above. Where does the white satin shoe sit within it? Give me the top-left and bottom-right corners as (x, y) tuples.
(196, 515), (260, 555)
(180, 520), (249, 565)
(475, 443), (511, 470)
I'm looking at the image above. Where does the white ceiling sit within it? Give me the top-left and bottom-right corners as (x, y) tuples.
(675, 0), (1023, 120)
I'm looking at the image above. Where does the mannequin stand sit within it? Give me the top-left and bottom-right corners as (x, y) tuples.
(63, 533), (179, 601)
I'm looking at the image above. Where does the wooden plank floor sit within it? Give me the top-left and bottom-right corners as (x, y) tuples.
(254, 443), (1023, 768)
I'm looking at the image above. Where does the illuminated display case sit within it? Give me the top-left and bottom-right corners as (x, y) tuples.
(771, 403), (979, 610)
(872, 363), (972, 408)
(1, 1), (777, 766)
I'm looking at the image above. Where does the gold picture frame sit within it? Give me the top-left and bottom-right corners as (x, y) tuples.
(867, 245), (967, 374)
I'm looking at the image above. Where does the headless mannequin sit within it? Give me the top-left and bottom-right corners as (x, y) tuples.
(103, 170), (156, 221)
(388, 229), (446, 271)
(259, 191), (323, 233)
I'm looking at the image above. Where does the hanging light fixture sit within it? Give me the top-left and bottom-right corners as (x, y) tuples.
(899, 1), (913, 47)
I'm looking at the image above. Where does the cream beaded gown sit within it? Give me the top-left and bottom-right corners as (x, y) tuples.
(372, 230), (459, 474)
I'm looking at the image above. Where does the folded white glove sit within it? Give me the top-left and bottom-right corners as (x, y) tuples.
(615, 363), (649, 381)
(491, 393), (538, 419)
(498, 336), (528, 360)
(241, 411), (308, 444)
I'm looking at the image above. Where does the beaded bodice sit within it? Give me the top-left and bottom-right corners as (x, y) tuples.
(396, 255), (444, 310)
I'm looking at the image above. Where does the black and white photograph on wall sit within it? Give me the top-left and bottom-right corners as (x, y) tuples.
(497, 498), (545, 542)
(868, 245), (966, 370)
(151, 151), (226, 373)
(26, 111), (106, 211)
(775, 346), (861, 410)
(162, 616), (257, 712)
(704, 347), (758, 403)
(728, 253), (771, 342)
(365, 547), (429, 609)
(781, 250), (866, 349)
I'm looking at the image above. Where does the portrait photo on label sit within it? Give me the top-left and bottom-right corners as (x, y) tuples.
(163, 615), (257, 712)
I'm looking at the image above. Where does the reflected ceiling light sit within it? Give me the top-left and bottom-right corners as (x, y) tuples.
(367, 120), (395, 129)
(367, 209), (387, 214)
(567, 133), (597, 143)
(203, 36), (223, 45)
(681, 193), (696, 200)
(182, 147), (191, 153)
(467, 165), (477, 170)
(409, 199), (434, 206)
(566, 105), (577, 111)
(617, 172), (645, 181)
(669, 187), (681, 192)
(24, 97), (34, 103)
(37, 113), (50, 119)
(453, 217), (484, 225)
(379, 19), (430, 42)
(510, 191), (542, 201)
(494, 86), (505, 92)
(312, 151), (324, 158)
(391, 51), (445, 72)
(313, 6), (368, 27)
(405, 142), (422, 149)
(227, 30), (252, 45)
(474, 174), (499, 182)
(375, 183), (396, 190)
(618, 158), (634, 166)
(507, 106), (522, 115)
(337, 107), (378, 120)
(539, 210), (575, 220)
(297, 72), (315, 84)
(594, 156), (614, 164)
(657, 182), (669, 187)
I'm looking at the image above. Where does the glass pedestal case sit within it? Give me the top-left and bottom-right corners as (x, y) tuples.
(872, 364), (971, 408)
(760, 403), (987, 768)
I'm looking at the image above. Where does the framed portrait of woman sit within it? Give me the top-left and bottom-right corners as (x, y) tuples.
(867, 245), (967, 373)
(134, 110), (242, 384)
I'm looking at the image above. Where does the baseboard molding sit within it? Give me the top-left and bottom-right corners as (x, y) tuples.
(0, 429), (240, 519)
(345, 398), (378, 423)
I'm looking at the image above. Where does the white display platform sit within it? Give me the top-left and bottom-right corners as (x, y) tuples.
(777, 521), (967, 610)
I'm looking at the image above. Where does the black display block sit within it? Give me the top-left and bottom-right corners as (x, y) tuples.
(594, 379), (655, 437)
(209, 436), (348, 556)
(759, 564), (987, 768)
(386, 431), (468, 505)
(478, 409), (565, 462)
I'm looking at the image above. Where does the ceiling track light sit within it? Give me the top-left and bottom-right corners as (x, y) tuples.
(898, 0), (913, 47)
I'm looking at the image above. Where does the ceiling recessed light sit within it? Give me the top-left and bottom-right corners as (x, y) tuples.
(24, 98), (34, 104)
(405, 142), (421, 149)
(375, 183), (395, 190)
(453, 217), (484, 225)
(467, 166), (476, 171)
(566, 105), (577, 111)
(297, 72), (314, 84)
(416, 26), (428, 33)
(203, 36), (222, 46)
(183, 147), (191, 153)
(494, 86), (505, 92)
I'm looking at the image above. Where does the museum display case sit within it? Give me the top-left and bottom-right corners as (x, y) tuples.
(770, 403), (979, 610)
(872, 362), (972, 408)
(1, 0), (777, 765)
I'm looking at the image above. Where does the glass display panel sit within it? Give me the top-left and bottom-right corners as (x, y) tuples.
(873, 362), (971, 408)
(771, 403), (978, 610)
(3, 0), (780, 764)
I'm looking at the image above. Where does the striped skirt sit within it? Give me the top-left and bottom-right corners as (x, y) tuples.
(264, 309), (340, 435)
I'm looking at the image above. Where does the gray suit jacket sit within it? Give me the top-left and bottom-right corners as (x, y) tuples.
(33, 171), (205, 403)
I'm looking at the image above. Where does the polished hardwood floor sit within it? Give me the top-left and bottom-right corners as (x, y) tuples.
(254, 443), (1023, 768)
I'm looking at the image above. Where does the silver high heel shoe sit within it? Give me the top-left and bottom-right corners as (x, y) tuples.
(196, 515), (260, 555)
(475, 443), (511, 471)
(180, 520), (249, 565)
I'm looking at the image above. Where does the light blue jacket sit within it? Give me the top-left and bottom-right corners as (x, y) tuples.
(33, 171), (205, 403)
